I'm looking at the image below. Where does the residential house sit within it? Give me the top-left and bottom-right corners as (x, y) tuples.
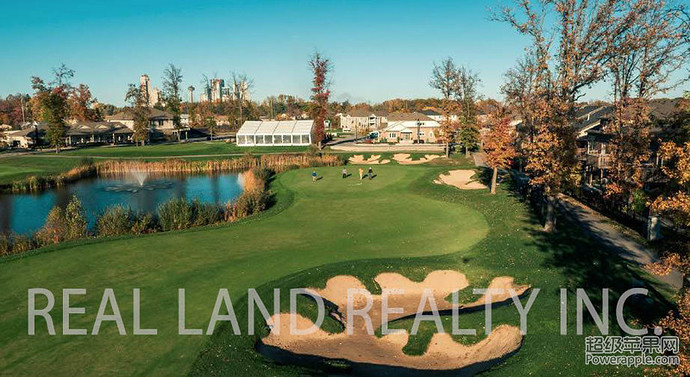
(420, 109), (443, 122)
(339, 110), (387, 133)
(3, 121), (134, 148)
(106, 108), (189, 139)
(379, 112), (440, 144)
(64, 122), (133, 145)
(573, 99), (684, 185)
(4, 123), (43, 148)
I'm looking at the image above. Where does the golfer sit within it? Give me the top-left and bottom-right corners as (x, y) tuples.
(368, 167), (373, 180)
(312, 169), (317, 182)
(342, 168), (348, 179)
(358, 167), (364, 180)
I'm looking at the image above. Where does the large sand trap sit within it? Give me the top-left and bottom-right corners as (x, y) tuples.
(348, 154), (391, 164)
(435, 169), (488, 190)
(262, 270), (529, 371)
(392, 153), (441, 165)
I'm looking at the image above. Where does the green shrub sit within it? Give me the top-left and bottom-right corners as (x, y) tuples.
(232, 188), (270, 220)
(65, 195), (88, 240)
(36, 206), (67, 245)
(11, 234), (35, 253)
(0, 234), (10, 256)
(192, 200), (222, 226)
(158, 198), (193, 231)
(132, 213), (156, 234)
(96, 206), (133, 237)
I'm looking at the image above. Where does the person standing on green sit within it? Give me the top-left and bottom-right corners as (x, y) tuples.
(312, 169), (317, 183)
(368, 166), (374, 180)
(342, 168), (348, 179)
(358, 167), (364, 180)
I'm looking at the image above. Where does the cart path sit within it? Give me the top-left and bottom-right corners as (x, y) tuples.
(559, 196), (684, 290)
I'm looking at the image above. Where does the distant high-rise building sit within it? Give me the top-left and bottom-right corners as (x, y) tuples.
(188, 85), (195, 103)
(211, 79), (224, 102)
(139, 74), (160, 107)
(232, 82), (251, 102)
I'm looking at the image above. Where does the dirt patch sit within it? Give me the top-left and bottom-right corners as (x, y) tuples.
(263, 270), (529, 371)
(348, 155), (391, 165)
(434, 170), (487, 190)
(392, 153), (442, 165)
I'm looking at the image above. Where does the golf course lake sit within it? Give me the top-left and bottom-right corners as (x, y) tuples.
(0, 172), (245, 235)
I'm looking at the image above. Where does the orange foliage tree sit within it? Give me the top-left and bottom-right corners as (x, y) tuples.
(483, 101), (517, 194)
(646, 140), (690, 375)
(308, 52), (331, 147)
(497, 0), (650, 231)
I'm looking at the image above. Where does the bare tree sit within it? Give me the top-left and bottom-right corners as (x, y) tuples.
(605, 0), (690, 205)
(230, 72), (254, 128)
(429, 58), (460, 157)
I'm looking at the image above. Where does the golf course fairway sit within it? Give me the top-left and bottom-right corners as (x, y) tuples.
(0, 165), (488, 375)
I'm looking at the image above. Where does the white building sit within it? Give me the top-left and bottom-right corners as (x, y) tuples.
(236, 120), (314, 146)
(140, 74), (160, 107)
(379, 112), (440, 144)
(339, 110), (387, 133)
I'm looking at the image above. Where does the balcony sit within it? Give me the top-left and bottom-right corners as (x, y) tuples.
(586, 153), (611, 169)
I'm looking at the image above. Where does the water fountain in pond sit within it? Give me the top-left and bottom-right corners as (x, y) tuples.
(104, 170), (174, 193)
(132, 170), (147, 186)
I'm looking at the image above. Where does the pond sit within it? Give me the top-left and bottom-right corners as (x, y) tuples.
(0, 172), (245, 235)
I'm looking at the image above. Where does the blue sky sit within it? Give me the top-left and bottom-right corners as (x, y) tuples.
(0, 0), (686, 106)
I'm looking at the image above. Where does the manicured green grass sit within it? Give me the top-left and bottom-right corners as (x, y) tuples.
(0, 164), (673, 376)
(0, 165), (488, 375)
(0, 156), (80, 184)
(60, 141), (307, 157)
(192, 167), (675, 376)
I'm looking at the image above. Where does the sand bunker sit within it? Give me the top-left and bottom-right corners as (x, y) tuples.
(262, 270), (529, 371)
(393, 153), (441, 165)
(348, 154), (391, 165)
(435, 169), (488, 190)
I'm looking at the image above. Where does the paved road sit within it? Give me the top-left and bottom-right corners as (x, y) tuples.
(559, 196), (684, 290)
(329, 142), (444, 152)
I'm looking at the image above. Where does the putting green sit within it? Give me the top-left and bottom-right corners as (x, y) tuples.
(0, 165), (488, 376)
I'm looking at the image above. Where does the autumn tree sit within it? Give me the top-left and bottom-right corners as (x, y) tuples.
(125, 83), (151, 146)
(497, 0), (641, 231)
(0, 94), (31, 126)
(162, 64), (183, 141)
(483, 102), (517, 194)
(456, 66), (481, 158)
(31, 64), (74, 153)
(646, 138), (690, 375)
(429, 58), (460, 157)
(308, 52), (331, 147)
(604, 0), (689, 208)
(69, 84), (99, 122)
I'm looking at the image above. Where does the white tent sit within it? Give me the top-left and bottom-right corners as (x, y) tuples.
(236, 120), (314, 146)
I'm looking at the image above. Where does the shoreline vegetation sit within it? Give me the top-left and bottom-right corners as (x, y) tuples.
(0, 169), (271, 257)
(0, 152), (342, 257)
(2, 152), (343, 193)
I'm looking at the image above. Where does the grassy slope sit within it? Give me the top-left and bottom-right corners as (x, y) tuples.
(0, 156), (80, 184)
(0, 165), (488, 375)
